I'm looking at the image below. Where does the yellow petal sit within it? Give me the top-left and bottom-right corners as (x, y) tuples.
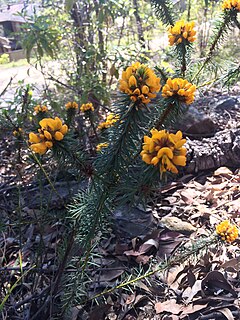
(133, 88), (141, 95)
(142, 153), (152, 164)
(44, 130), (52, 140)
(54, 117), (63, 131)
(29, 132), (41, 144)
(129, 75), (137, 87)
(60, 124), (68, 135)
(142, 85), (149, 94)
(157, 147), (173, 159)
(119, 80), (129, 92)
(54, 131), (64, 141)
(172, 155), (186, 166)
(30, 142), (47, 155)
(151, 157), (159, 165)
(45, 141), (53, 148)
(125, 67), (133, 79)
(175, 139), (186, 148)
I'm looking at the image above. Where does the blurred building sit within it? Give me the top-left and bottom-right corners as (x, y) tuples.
(0, 2), (37, 57)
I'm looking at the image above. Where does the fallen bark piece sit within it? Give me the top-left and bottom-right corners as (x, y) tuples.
(186, 129), (240, 173)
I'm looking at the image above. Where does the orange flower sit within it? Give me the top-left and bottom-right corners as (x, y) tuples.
(216, 220), (238, 243)
(96, 142), (109, 152)
(34, 105), (48, 114)
(141, 129), (186, 175)
(119, 62), (161, 105)
(29, 117), (68, 155)
(80, 102), (94, 112)
(65, 101), (78, 110)
(168, 20), (196, 46)
(162, 78), (196, 105)
(222, 0), (240, 11)
(98, 113), (119, 130)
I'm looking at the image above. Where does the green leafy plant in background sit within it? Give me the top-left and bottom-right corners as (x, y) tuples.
(0, 53), (10, 64)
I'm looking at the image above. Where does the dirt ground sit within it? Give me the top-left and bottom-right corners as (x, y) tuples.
(0, 61), (61, 106)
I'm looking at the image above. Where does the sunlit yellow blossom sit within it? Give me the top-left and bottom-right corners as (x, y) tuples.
(29, 117), (68, 155)
(168, 20), (196, 46)
(80, 102), (94, 112)
(98, 113), (119, 130)
(65, 101), (78, 110)
(216, 220), (238, 243)
(119, 62), (161, 105)
(222, 0), (240, 11)
(162, 78), (196, 105)
(96, 142), (109, 152)
(13, 128), (23, 137)
(34, 105), (48, 114)
(141, 129), (187, 175)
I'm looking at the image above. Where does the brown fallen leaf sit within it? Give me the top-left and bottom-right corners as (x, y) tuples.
(221, 257), (240, 271)
(88, 304), (111, 320)
(162, 315), (179, 320)
(124, 239), (158, 257)
(202, 270), (237, 297)
(157, 231), (184, 259)
(218, 307), (235, 320)
(214, 167), (233, 178)
(179, 302), (208, 318)
(182, 279), (202, 302)
(155, 299), (182, 315)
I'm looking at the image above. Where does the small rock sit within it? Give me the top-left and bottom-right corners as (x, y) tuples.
(159, 216), (196, 235)
(174, 105), (217, 137)
(215, 98), (239, 112)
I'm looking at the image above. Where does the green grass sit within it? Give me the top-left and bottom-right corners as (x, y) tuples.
(0, 56), (53, 69)
(0, 58), (29, 69)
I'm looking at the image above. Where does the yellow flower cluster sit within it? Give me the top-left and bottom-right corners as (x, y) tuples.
(80, 102), (94, 112)
(34, 105), (48, 113)
(216, 220), (238, 243)
(222, 0), (240, 11)
(98, 113), (119, 130)
(119, 62), (161, 105)
(141, 129), (187, 175)
(65, 101), (78, 110)
(162, 78), (196, 105)
(13, 128), (23, 137)
(168, 20), (196, 46)
(96, 142), (109, 152)
(29, 117), (68, 155)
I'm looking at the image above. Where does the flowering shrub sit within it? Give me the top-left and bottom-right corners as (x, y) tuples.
(29, 117), (68, 155)
(65, 101), (78, 110)
(162, 78), (196, 105)
(168, 20), (196, 46)
(141, 129), (186, 175)
(222, 0), (240, 11)
(80, 102), (94, 112)
(98, 113), (119, 130)
(34, 105), (48, 113)
(216, 220), (238, 243)
(119, 62), (161, 105)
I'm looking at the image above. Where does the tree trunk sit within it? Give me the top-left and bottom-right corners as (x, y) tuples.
(132, 0), (145, 48)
